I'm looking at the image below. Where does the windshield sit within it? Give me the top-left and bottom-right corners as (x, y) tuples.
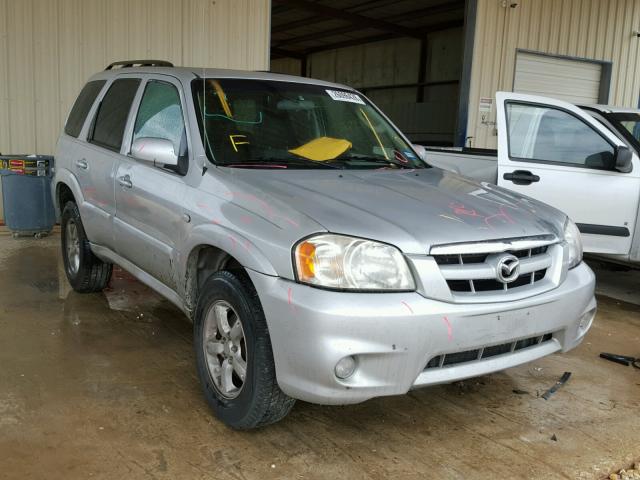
(607, 112), (640, 150)
(192, 78), (426, 169)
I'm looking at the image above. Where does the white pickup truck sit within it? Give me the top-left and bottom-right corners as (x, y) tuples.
(423, 92), (640, 267)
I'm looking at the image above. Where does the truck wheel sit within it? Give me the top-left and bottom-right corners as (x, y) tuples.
(61, 202), (112, 293)
(194, 271), (295, 429)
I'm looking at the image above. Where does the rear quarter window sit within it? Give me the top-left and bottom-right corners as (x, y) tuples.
(64, 80), (106, 138)
(89, 78), (141, 151)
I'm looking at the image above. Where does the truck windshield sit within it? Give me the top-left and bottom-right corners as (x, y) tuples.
(192, 78), (426, 169)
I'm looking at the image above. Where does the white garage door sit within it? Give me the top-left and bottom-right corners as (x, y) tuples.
(513, 52), (602, 104)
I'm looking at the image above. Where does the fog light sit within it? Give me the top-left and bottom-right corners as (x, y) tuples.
(334, 356), (357, 379)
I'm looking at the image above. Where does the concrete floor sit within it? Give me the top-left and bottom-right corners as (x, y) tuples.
(1, 231), (639, 480)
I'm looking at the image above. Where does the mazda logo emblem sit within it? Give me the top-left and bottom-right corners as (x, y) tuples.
(496, 254), (520, 283)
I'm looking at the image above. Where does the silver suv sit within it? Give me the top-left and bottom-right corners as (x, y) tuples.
(54, 60), (596, 429)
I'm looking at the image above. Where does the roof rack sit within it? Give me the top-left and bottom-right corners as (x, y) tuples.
(105, 60), (173, 70)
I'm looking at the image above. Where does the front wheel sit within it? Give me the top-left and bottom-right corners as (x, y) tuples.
(61, 201), (112, 293)
(194, 271), (294, 429)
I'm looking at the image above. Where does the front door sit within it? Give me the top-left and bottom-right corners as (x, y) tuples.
(496, 92), (640, 255)
(113, 78), (190, 289)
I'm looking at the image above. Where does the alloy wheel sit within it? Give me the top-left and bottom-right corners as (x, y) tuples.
(203, 300), (247, 399)
(65, 220), (80, 275)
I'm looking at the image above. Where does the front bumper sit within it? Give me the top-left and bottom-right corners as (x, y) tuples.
(248, 262), (596, 405)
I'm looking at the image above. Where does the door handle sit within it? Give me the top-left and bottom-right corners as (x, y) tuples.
(75, 159), (88, 170)
(117, 175), (132, 189)
(503, 170), (540, 185)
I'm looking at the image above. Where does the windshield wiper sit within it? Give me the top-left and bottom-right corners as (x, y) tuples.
(225, 156), (343, 169)
(333, 153), (417, 169)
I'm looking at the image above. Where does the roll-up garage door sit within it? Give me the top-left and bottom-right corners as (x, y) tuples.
(513, 51), (602, 104)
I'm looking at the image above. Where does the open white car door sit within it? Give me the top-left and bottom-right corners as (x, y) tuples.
(496, 91), (640, 256)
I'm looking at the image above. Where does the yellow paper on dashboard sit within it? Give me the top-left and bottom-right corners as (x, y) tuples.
(289, 137), (352, 161)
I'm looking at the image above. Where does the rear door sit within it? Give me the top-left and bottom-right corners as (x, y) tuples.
(58, 79), (106, 225)
(113, 76), (190, 289)
(80, 77), (142, 248)
(496, 92), (640, 255)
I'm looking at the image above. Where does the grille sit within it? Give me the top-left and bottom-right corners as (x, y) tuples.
(433, 245), (551, 294)
(425, 333), (554, 369)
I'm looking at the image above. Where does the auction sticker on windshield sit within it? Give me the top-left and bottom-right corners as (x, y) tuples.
(326, 89), (365, 105)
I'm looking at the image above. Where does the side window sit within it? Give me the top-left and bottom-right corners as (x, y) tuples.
(90, 78), (141, 151)
(506, 103), (616, 170)
(132, 81), (187, 174)
(64, 80), (106, 137)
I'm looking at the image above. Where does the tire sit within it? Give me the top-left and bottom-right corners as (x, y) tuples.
(194, 271), (295, 429)
(61, 201), (112, 293)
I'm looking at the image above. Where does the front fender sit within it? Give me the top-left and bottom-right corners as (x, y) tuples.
(180, 223), (278, 278)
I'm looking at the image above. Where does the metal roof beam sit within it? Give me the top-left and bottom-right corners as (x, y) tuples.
(273, 24), (361, 48)
(303, 33), (397, 54)
(272, 15), (319, 34)
(270, 47), (307, 60)
(272, 0), (423, 38)
(272, 0), (393, 34)
(300, 19), (464, 55)
(272, 1), (466, 49)
(387, 0), (465, 23)
(273, 1), (466, 49)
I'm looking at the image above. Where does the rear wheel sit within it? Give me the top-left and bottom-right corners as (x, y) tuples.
(194, 271), (295, 429)
(61, 202), (112, 293)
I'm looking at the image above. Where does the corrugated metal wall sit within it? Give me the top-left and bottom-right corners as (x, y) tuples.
(306, 37), (424, 103)
(270, 57), (302, 76)
(512, 51), (603, 103)
(467, 0), (640, 149)
(0, 0), (271, 156)
(271, 29), (463, 144)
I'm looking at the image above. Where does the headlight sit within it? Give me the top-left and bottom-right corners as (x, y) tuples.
(294, 234), (415, 290)
(564, 218), (583, 269)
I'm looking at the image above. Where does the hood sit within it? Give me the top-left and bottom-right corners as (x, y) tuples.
(218, 167), (566, 254)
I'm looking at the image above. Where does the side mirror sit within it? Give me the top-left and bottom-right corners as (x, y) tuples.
(413, 144), (428, 162)
(615, 145), (633, 173)
(131, 137), (178, 166)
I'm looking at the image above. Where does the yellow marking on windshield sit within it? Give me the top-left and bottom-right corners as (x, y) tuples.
(359, 108), (389, 160)
(229, 134), (249, 152)
(210, 79), (233, 117)
(289, 137), (352, 161)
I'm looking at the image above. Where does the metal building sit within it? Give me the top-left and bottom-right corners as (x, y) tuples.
(270, 0), (640, 150)
(1, 1), (640, 158)
(468, 0), (640, 149)
(0, 0), (271, 155)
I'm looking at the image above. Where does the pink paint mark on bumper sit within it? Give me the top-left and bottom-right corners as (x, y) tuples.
(287, 287), (296, 313)
(442, 316), (453, 341)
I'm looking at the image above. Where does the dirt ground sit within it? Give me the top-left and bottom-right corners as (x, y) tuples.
(0, 231), (638, 480)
